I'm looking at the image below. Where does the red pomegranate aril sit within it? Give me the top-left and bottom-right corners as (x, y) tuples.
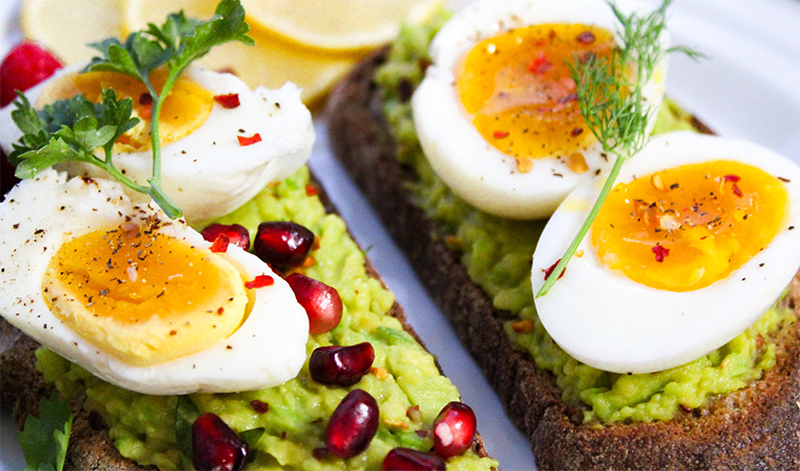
(325, 389), (379, 458)
(192, 413), (248, 471)
(310, 342), (375, 386)
(201, 223), (250, 251)
(0, 41), (63, 107)
(286, 273), (343, 334)
(253, 221), (315, 270)
(383, 448), (446, 471)
(432, 402), (477, 458)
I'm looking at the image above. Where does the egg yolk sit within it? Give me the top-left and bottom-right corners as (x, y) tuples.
(43, 223), (249, 366)
(456, 24), (616, 173)
(592, 160), (790, 291)
(37, 68), (213, 151)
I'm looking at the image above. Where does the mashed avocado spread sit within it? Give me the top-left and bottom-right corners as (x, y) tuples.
(374, 12), (797, 424)
(37, 166), (497, 470)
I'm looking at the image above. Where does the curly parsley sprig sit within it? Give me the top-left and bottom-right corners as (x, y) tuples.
(536, 0), (703, 297)
(9, 0), (253, 219)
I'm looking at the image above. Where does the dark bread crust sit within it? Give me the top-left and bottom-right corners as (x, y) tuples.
(325, 47), (800, 470)
(0, 175), (488, 469)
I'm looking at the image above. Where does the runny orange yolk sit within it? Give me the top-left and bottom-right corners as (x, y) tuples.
(37, 68), (213, 151)
(592, 160), (790, 291)
(43, 223), (248, 365)
(456, 23), (616, 173)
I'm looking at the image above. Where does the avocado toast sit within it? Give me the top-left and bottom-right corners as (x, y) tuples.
(325, 7), (800, 469)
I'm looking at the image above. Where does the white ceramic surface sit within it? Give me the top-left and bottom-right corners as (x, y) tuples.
(2, 0), (800, 469)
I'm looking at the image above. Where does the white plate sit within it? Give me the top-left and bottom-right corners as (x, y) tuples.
(2, 0), (800, 469)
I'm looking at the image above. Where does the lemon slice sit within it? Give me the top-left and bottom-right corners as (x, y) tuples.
(241, 0), (444, 51)
(123, 0), (363, 106)
(20, 0), (124, 64)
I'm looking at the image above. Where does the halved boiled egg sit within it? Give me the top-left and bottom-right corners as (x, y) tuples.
(0, 64), (314, 225)
(0, 169), (309, 394)
(532, 132), (800, 373)
(412, 0), (668, 219)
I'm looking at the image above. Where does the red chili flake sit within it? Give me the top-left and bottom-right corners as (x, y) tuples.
(778, 176), (791, 183)
(528, 51), (553, 75)
(724, 174), (741, 183)
(250, 400), (270, 414)
(306, 184), (320, 196)
(577, 31), (596, 44)
(652, 245), (670, 262)
(543, 258), (565, 281)
(732, 184), (743, 197)
(238, 133), (262, 146)
(210, 233), (230, 253)
(493, 131), (510, 139)
(138, 93), (153, 119)
(571, 127), (584, 137)
(700, 236), (708, 240)
(245, 274), (275, 289)
(213, 93), (241, 109)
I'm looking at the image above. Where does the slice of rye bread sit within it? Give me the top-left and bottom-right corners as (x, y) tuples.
(325, 47), (800, 470)
(0, 172), (490, 471)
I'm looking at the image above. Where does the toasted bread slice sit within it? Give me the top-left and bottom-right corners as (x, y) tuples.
(326, 47), (800, 470)
(0, 169), (491, 470)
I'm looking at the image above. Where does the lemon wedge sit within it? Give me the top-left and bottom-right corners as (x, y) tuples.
(20, 0), (124, 64)
(122, 0), (363, 106)
(241, 0), (444, 51)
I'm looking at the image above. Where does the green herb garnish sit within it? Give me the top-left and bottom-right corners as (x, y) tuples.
(17, 391), (73, 471)
(536, 0), (701, 297)
(9, 0), (254, 219)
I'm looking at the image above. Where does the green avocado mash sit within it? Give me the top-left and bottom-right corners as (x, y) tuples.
(374, 14), (797, 424)
(37, 166), (498, 470)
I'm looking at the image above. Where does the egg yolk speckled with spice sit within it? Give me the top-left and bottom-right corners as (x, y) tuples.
(592, 160), (790, 291)
(36, 68), (213, 152)
(456, 24), (616, 173)
(42, 223), (249, 366)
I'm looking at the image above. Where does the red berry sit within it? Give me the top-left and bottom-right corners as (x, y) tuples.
(383, 448), (446, 471)
(0, 42), (63, 107)
(192, 413), (248, 471)
(432, 402), (476, 458)
(253, 221), (314, 270)
(286, 273), (343, 334)
(310, 342), (374, 386)
(201, 223), (250, 251)
(325, 389), (379, 458)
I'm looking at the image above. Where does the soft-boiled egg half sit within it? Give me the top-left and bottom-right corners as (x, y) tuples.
(0, 169), (309, 395)
(532, 132), (800, 373)
(0, 64), (314, 225)
(412, 0), (668, 219)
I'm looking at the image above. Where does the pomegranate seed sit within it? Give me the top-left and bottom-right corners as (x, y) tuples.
(383, 448), (446, 471)
(432, 402), (476, 458)
(325, 389), (379, 458)
(253, 221), (315, 270)
(192, 413), (248, 471)
(310, 342), (375, 386)
(210, 234), (230, 253)
(0, 41), (63, 107)
(285, 273), (343, 334)
(202, 223), (250, 251)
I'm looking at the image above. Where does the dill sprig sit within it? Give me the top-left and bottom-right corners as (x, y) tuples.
(536, 0), (702, 297)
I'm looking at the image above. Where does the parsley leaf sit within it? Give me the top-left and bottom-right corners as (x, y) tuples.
(8, 0), (253, 219)
(17, 391), (73, 471)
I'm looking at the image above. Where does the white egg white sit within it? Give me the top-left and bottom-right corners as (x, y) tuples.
(412, 0), (668, 219)
(0, 65), (315, 225)
(0, 169), (309, 395)
(532, 132), (800, 373)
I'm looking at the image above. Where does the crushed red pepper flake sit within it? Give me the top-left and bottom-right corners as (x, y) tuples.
(652, 244), (670, 262)
(305, 184), (320, 196)
(210, 233), (230, 253)
(238, 133), (262, 146)
(213, 93), (240, 108)
(245, 274), (274, 289)
(724, 174), (741, 183)
(543, 258), (565, 281)
(528, 51), (553, 75)
(493, 131), (510, 139)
